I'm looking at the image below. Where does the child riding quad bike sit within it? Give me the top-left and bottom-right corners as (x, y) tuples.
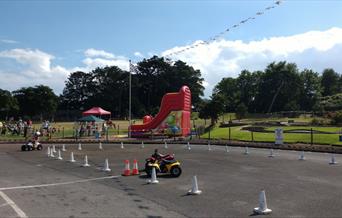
(21, 131), (43, 151)
(145, 149), (182, 177)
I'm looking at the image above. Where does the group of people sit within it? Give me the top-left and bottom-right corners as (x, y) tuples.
(0, 118), (32, 137)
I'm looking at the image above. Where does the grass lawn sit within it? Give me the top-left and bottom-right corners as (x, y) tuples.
(202, 126), (342, 145)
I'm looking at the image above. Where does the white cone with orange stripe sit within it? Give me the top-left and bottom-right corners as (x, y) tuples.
(141, 141), (144, 148)
(132, 159), (139, 175)
(99, 142), (103, 150)
(164, 141), (168, 149)
(78, 143), (82, 151)
(62, 144), (66, 151)
(120, 142), (124, 149)
(187, 142), (191, 150)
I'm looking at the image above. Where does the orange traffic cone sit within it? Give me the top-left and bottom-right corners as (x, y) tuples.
(132, 159), (139, 175)
(122, 160), (131, 176)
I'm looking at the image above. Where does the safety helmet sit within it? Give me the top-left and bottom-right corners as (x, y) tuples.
(36, 131), (41, 136)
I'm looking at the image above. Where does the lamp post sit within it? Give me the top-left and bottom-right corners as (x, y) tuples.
(128, 60), (132, 138)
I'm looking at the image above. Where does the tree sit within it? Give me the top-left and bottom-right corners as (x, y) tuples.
(0, 89), (19, 119)
(60, 71), (94, 110)
(213, 77), (239, 112)
(299, 69), (322, 111)
(13, 85), (58, 119)
(198, 94), (225, 125)
(236, 70), (261, 112)
(90, 66), (129, 117)
(321, 68), (340, 96)
(255, 62), (301, 112)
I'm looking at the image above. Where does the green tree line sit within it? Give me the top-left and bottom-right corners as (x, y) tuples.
(199, 61), (342, 124)
(0, 59), (341, 121)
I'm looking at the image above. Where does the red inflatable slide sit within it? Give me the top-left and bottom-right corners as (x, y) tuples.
(130, 86), (191, 138)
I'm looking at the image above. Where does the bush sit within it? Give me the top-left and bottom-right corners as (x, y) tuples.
(330, 111), (342, 125)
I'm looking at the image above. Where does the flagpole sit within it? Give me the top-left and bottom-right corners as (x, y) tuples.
(128, 60), (132, 138)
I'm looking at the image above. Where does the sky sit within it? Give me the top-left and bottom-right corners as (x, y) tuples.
(0, 0), (342, 97)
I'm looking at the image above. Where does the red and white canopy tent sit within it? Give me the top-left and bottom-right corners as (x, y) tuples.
(82, 107), (111, 118)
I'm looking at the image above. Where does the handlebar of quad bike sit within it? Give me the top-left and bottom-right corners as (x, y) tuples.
(146, 154), (175, 162)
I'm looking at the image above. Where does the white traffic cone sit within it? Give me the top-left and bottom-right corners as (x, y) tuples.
(187, 142), (191, 150)
(330, 153), (338, 165)
(103, 158), (111, 172)
(299, 151), (305, 160)
(120, 142), (124, 149)
(82, 155), (90, 167)
(99, 142), (103, 150)
(225, 145), (229, 153)
(62, 144), (66, 151)
(244, 146), (249, 155)
(208, 141), (211, 151)
(141, 141), (144, 148)
(147, 167), (159, 184)
(164, 141), (168, 149)
(52, 145), (56, 153)
(78, 143), (82, 151)
(47, 146), (51, 157)
(253, 190), (272, 214)
(188, 175), (202, 195)
(268, 148), (274, 158)
(50, 148), (55, 158)
(57, 149), (63, 160)
(69, 152), (76, 162)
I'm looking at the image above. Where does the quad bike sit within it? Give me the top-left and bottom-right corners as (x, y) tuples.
(21, 140), (42, 151)
(145, 154), (182, 177)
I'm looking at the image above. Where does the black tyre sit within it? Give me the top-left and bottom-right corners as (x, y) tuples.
(37, 144), (43, 150)
(21, 145), (27, 151)
(170, 166), (182, 177)
(145, 163), (152, 177)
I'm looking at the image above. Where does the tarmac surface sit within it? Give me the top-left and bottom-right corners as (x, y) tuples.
(0, 142), (342, 218)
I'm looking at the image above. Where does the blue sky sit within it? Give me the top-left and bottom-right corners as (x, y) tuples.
(1, 0), (342, 97)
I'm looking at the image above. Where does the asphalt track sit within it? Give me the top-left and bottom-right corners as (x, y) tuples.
(0, 142), (342, 218)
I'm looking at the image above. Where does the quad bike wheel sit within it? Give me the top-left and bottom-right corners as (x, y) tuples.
(21, 145), (27, 151)
(36, 144), (43, 150)
(170, 166), (182, 177)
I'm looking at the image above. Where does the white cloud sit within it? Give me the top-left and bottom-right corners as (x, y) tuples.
(0, 48), (69, 93)
(0, 48), (131, 94)
(162, 27), (342, 97)
(82, 49), (129, 71)
(84, 48), (115, 59)
(1, 39), (18, 44)
(134, 51), (144, 58)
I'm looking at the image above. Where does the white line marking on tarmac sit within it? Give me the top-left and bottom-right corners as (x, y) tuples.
(0, 175), (120, 191)
(0, 191), (28, 218)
